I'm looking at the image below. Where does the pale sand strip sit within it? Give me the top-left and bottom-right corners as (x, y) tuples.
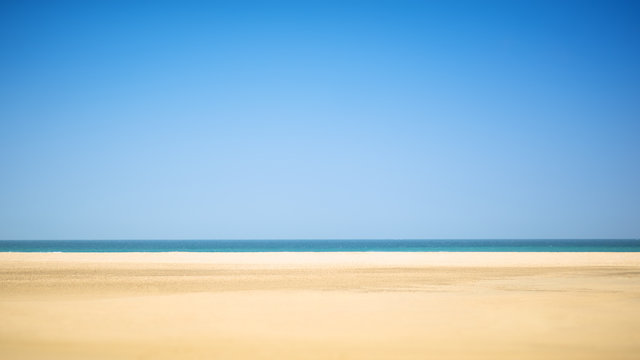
(1, 252), (639, 360)
(1, 251), (639, 266)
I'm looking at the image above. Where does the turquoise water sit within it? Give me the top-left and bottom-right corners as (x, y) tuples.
(0, 239), (639, 252)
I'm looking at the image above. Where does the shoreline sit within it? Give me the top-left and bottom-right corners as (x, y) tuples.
(1, 251), (639, 267)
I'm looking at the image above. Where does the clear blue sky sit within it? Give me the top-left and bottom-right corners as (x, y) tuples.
(1, 0), (639, 240)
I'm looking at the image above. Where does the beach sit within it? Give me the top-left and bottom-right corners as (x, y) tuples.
(1, 252), (639, 359)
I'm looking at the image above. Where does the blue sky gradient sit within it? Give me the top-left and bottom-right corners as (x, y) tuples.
(1, 0), (639, 239)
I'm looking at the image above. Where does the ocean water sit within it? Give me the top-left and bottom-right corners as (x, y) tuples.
(0, 239), (639, 252)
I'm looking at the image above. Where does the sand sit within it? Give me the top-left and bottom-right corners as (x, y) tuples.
(1, 252), (639, 359)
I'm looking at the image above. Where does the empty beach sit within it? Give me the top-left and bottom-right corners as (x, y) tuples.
(1, 252), (639, 359)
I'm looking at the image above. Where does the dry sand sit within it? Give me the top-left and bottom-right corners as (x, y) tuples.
(1, 252), (639, 359)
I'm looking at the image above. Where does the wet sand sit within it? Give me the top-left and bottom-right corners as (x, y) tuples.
(1, 252), (639, 359)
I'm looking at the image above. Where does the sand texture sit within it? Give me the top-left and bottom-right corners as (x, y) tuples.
(1, 252), (639, 359)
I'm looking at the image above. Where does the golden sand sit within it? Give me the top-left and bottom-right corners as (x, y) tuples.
(1, 252), (639, 359)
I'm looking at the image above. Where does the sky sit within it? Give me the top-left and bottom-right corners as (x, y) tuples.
(0, 0), (639, 240)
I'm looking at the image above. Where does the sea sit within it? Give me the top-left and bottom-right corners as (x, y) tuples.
(0, 239), (639, 252)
